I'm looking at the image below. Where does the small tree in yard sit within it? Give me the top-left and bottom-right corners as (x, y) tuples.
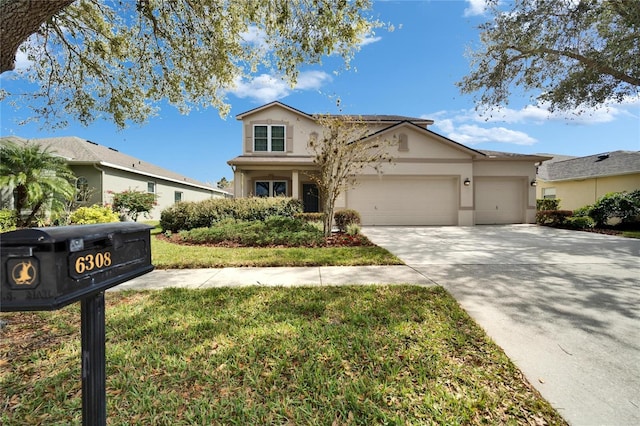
(111, 189), (156, 222)
(307, 114), (396, 237)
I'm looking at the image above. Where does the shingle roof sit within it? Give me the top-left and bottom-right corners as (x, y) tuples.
(478, 149), (551, 161)
(537, 150), (640, 181)
(1, 135), (223, 193)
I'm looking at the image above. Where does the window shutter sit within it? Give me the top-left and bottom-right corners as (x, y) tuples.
(286, 124), (293, 152)
(245, 125), (252, 152)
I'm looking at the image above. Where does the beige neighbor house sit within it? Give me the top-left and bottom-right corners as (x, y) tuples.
(228, 102), (549, 226)
(1, 136), (230, 221)
(536, 150), (640, 210)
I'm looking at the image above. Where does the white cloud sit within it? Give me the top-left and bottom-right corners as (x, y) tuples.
(228, 70), (332, 103)
(463, 0), (489, 17)
(359, 35), (382, 47)
(449, 124), (537, 146)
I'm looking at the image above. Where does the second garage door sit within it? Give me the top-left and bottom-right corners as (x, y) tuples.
(475, 178), (525, 224)
(347, 176), (458, 226)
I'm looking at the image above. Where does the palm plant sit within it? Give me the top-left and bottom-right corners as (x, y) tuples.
(0, 141), (76, 227)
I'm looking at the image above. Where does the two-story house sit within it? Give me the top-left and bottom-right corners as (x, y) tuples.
(228, 101), (548, 226)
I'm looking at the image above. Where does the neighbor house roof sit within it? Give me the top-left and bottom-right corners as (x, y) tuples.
(1, 135), (227, 194)
(537, 150), (640, 182)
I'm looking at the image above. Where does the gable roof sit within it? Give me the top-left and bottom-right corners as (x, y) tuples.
(1, 135), (226, 194)
(236, 101), (434, 126)
(537, 150), (640, 181)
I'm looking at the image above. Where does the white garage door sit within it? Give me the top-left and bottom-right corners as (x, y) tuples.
(347, 176), (458, 226)
(475, 178), (525, 224)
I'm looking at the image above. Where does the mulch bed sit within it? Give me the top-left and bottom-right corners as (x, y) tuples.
(157, 232), (374, 248)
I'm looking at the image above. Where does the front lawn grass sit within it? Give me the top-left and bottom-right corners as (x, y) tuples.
(0, 286), (566, 425)
(151, 234), (403, 268)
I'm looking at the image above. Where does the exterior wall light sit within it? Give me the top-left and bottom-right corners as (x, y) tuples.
(530, 180), (537, 187)
(463, 178), (471, 186)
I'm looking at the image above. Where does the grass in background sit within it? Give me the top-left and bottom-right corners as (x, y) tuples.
(1, 286), (566, 425)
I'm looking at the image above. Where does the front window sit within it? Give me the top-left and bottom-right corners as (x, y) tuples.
(255, 181), (287, 197)
(254, 125), (285, 152)
(147, 182), (156, 194)
(542, 187), (556, 199)
(76, 177), (89, 202)
(174, 191), (183, 203)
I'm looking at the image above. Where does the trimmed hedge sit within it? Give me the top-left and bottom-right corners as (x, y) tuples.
(536, 210), (572, 226)
(334, 209), (361, 232)
(69, 205), (121, 224)
(160, 197), (303, 232)
(536, 199), (560, 211)
(176, 216), (324, 247)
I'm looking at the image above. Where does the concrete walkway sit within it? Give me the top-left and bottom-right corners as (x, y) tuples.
(115, 265), (434, 291)
(363, 225), (640, 426)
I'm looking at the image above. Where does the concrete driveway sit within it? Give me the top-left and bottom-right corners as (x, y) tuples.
(363, 225), (640, 426)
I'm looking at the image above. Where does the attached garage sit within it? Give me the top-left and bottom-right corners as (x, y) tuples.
(347, 176), (459, 226)
(474, 177), (525, 224)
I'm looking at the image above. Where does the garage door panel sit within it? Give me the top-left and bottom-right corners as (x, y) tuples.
(475, 178), (524, 224)
(347, 177), (458, 226)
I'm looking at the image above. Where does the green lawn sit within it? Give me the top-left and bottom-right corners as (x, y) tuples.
(151, 233), (403, 268)
(0, 286), (566, 425)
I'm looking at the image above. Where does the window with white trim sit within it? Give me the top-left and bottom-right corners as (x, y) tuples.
(542, 187), (556, 199)
(255, 181), (287, 197)
(147, 182), (156, 194)
(174, 191), (183, 203)
(254, 125), (285, 152)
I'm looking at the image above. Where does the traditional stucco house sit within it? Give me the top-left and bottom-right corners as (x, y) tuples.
(536, 150), (640, 210)
(228, 102), (548, 226)
(1, 136), (229, 220)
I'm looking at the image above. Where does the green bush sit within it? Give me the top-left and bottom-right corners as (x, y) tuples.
(572, 205), (592, 217)
(536, 210), (572, 226)
(334, 209), (361, 232)
(111, 189), (156, 222)
(564, 216), (595, 230)
(177, 216), (323, 247)
(160, 197), (303, 232)
(295, 212), (325, 223)
(0, 209), (17, 232)
(536, 199), (560, 211)
(69, 205), (121, 224)
(589, 190), (640, 227)
(345, 223), (361, 235)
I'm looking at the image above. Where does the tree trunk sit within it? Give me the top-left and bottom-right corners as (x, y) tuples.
(0, 0), (75, 73)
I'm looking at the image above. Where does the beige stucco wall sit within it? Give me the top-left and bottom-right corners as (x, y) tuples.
(537, 173), (640, 210)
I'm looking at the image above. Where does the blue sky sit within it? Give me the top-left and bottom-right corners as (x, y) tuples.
(1, 0), (639, 185)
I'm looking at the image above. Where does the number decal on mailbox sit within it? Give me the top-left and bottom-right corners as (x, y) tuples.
(71, 250), (113, 277)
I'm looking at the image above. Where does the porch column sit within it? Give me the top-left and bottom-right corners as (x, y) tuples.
(292, 170), (299, 199)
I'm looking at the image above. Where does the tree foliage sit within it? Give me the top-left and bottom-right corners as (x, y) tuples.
(111, 189), (156, 222)
(458, 0), (640, 112)
(307, 114), (396, 236)
(0, 141), (76, 227)
(1, 0), (378, 128)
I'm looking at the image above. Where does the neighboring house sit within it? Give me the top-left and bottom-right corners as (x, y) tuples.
(228, 101), (548, 226)
(536, 150), (640, 210)
(1, 136), (229, 220)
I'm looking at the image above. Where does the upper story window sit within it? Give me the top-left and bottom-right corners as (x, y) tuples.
(254, 125), (285, 152)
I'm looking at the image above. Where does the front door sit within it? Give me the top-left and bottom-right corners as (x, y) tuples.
(302, 184), (319, 213)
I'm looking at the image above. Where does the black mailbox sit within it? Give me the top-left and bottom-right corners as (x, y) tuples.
(1, 222), (154, 312)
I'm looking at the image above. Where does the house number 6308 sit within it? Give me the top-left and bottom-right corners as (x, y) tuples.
(74, 251), (112, 274)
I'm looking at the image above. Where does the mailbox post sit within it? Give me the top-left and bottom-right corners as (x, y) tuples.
(1, 222), (154, 425)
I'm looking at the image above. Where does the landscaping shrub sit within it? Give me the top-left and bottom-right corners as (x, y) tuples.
(160, 197), (303, 232)
(69, 205), (121, 224)
(564, 216), (595, 230)
(334, 209), (361, 232)
(295, 212), (324, 223)
(111, 189), (156, 221)
(572, 205), (592, 217)
(589, 190), (640, 227)
(345, 223), (361, 235)
(176, 216), (323, 247)
(536, 210), (572, 226)
(0, 209), (17, 232)
(536, 199), (560, 211)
